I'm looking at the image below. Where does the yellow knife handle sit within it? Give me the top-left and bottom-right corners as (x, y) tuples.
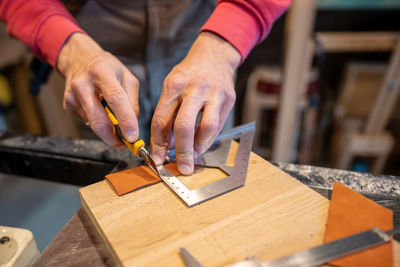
(101, 98), (144, 157)
(104, 105), (119, 126)
(132, 139), (145, 156)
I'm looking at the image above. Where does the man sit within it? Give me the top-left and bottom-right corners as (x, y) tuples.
(0, 0), (291, 175)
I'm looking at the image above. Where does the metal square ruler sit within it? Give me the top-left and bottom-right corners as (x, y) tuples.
(157, 122), (255, 207)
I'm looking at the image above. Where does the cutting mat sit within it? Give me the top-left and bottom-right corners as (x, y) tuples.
(79, 142), (330, 266)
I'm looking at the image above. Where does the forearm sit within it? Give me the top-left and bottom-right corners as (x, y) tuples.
(0, 0), (85, 67)
(186, 31), (241, 73)
(201, 0), (292, 62)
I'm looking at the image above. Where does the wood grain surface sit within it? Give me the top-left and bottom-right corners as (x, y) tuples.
(80, 143), (330, 266)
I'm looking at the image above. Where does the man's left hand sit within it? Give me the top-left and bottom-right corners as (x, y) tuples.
(150, 32), (241, 175)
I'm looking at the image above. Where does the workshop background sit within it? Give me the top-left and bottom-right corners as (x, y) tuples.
(1, 0), (400, 255)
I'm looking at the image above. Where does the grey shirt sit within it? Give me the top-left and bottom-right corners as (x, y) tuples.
(75, 0), (216, 141)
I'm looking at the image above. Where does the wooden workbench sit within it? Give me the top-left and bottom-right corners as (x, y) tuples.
(32, 163), (400, 266)
(1, 133), (398, 266)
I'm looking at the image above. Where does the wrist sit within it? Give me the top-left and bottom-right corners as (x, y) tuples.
(193, 32), (241, 72)
(57, 33), (103, 76)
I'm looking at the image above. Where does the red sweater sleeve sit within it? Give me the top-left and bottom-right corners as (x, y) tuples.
(201, 0), (292, 62)
(0, 0), (85, 67)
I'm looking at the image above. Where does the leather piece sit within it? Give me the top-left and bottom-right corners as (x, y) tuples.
(324, 181), (393, 266)
(106, 163), (199, 196)
(106, 165), (161, 196)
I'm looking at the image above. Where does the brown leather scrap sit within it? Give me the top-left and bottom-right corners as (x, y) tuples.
(106, 163), (198, 196)
(324, 181), (393, 266)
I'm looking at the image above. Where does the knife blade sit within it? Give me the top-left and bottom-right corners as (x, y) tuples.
(101, 98), (159, 176)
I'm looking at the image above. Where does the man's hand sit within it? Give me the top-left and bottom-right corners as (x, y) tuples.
(151, 32), (241, 175)
(57, 33), (140, 149)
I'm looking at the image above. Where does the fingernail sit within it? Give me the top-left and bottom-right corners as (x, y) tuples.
(125, 129), (137, 143)
(179, 164), (193, 176)
(194, 151), (198, 158)
(152, 154), (162, 165)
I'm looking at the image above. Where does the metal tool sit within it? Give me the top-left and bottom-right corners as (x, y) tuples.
(180, 247), (204, 267)
(181, 227), (400, 267)
(101, 99), (159, 176)
(157, 122), (255, 207)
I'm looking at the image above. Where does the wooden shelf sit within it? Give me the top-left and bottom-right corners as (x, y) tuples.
(316, 32), (399, 52)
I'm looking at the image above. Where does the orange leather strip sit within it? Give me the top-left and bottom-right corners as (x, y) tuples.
(324, 181), (393, 266)
(106, 163), (198, 196)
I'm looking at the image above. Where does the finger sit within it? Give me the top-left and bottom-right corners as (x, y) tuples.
(73, 80), (125, 149)
(174, 98), (204, 175)
(150, 98), (179, 165)
(218, 92), (235, 132)
(63, 91), (88, 123)
(151, 74), (185, 165)
(93, 68), (139, 143)
(194, 103), (220, 155)
(168, 130), (175, 149)
(194, 86), (235, 155)
(121, 67), (140, 117)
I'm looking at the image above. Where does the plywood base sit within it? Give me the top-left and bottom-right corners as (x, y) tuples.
(80, 151), (330, 266)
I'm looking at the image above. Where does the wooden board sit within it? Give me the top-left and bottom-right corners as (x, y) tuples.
(337, 62), (385, 118)
(80, 144), (330, 266)
(316, 32), (398, 52)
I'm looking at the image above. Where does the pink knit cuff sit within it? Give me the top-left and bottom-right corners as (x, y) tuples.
(200, 1), (266, 63)
(36, 14), (85, 67)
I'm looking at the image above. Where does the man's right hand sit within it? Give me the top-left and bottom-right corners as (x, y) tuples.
(57, 33), (140, 149)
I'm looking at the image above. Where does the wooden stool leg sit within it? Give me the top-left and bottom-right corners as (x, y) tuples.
(365, 37), (400, 134)
(273, 0), (316, 162)
(336, 138), (354, 170)
(372, 154), (390, 174)
(10, 59), (43, 134)
(336, 132), (394, 174)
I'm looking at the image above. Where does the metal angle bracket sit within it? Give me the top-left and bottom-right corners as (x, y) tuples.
(156, 122), (255, 207)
